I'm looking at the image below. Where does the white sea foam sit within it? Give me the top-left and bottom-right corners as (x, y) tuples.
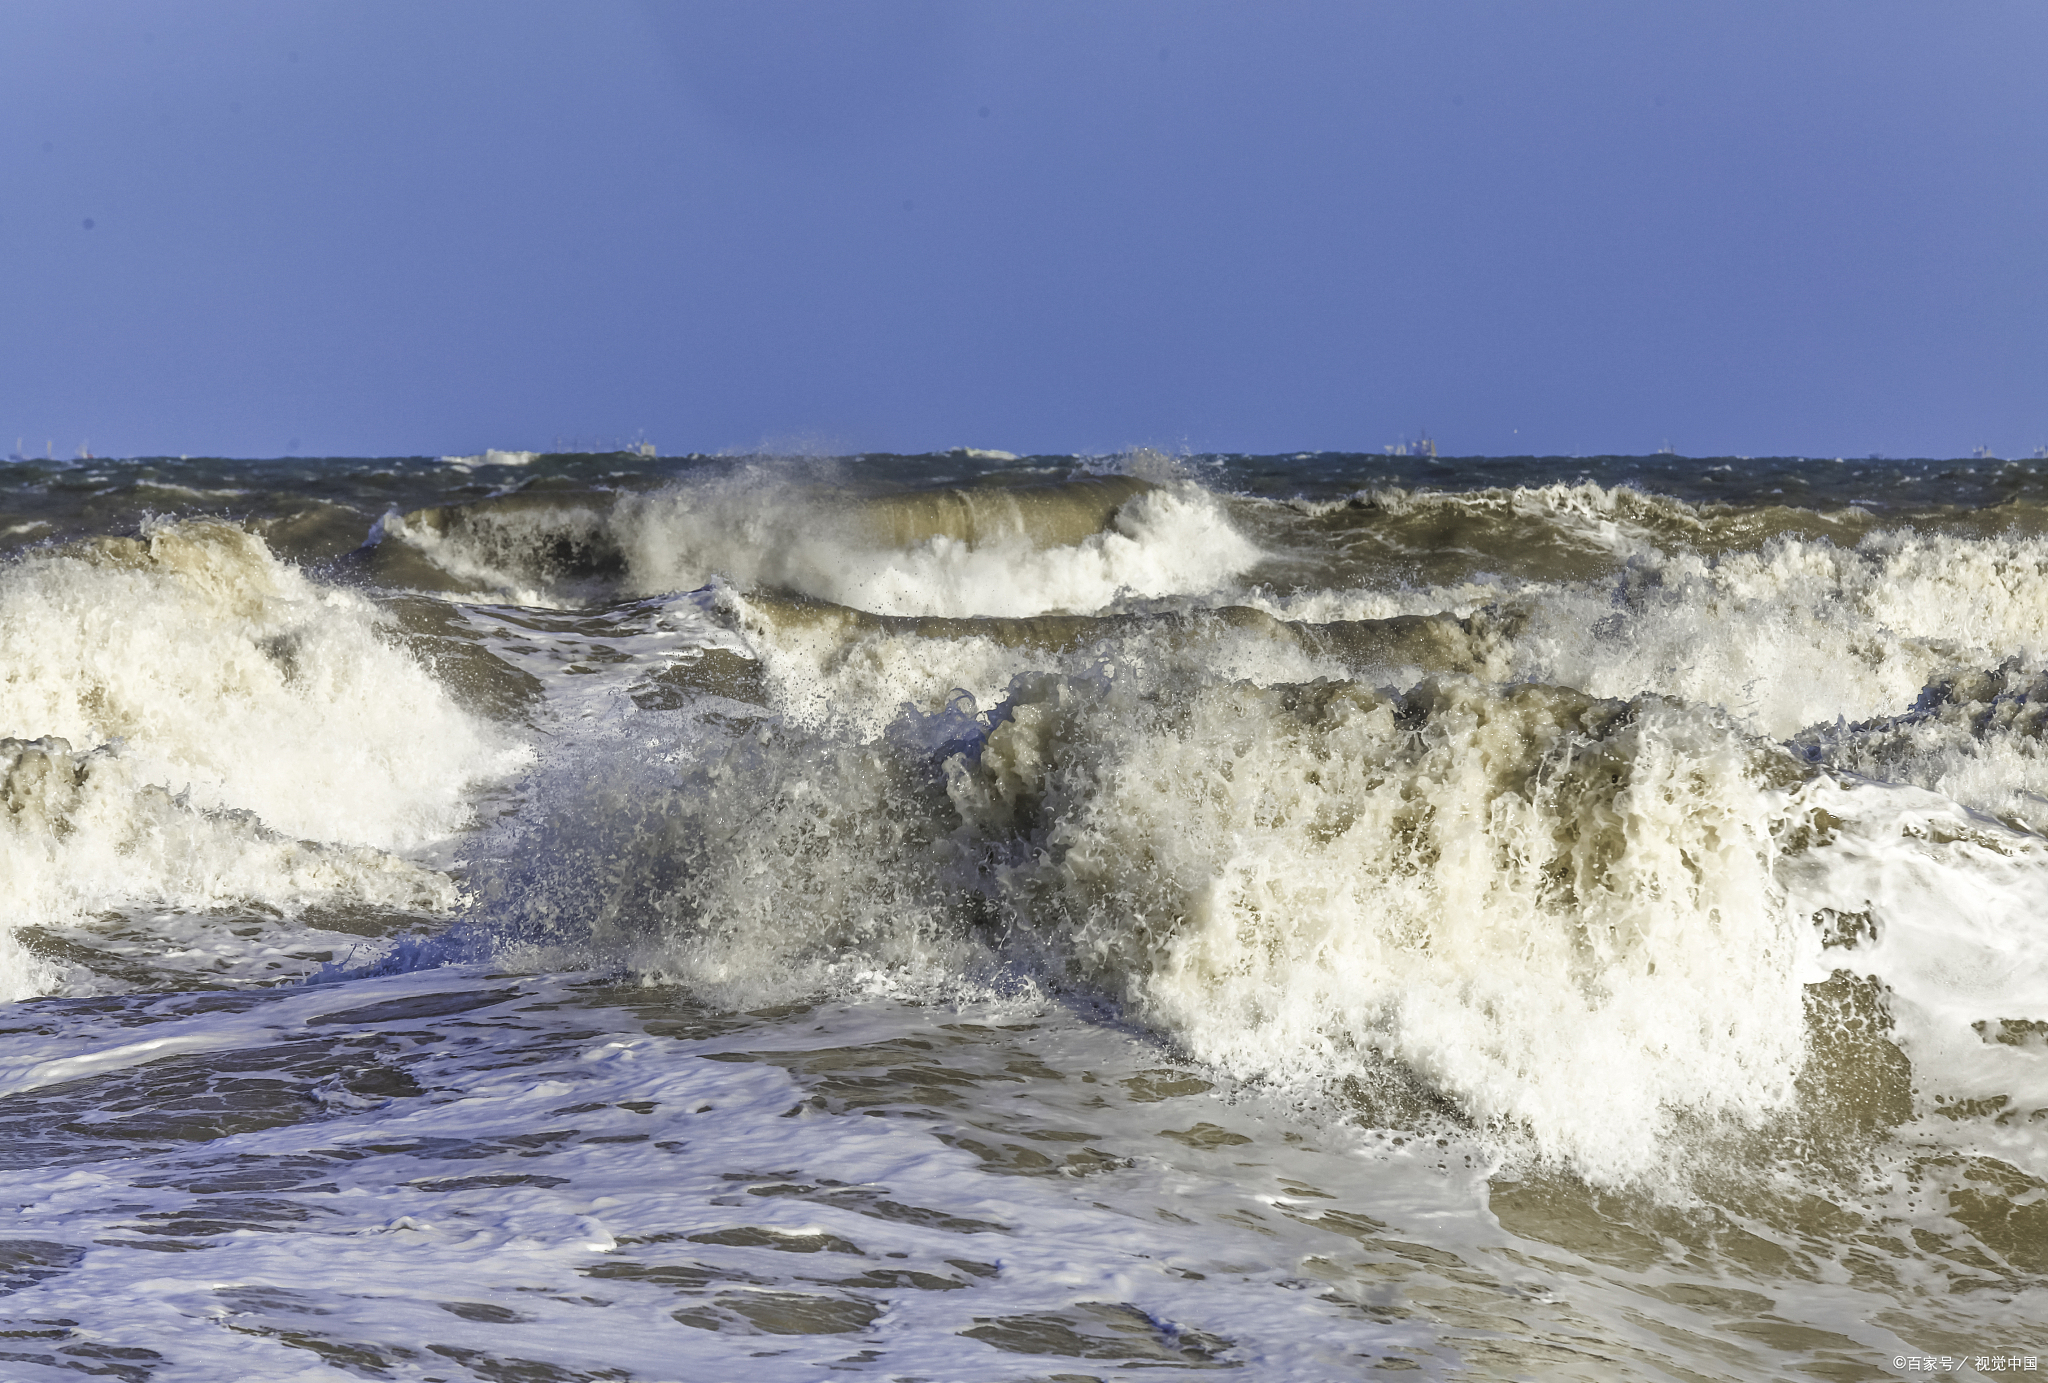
(1545, 529), (2048, 737)
(456, 707), (989, 1007)
(438, 448), (539, 469)
(1783, 777), (2048, 1177)
(1787, 662), (2048, 835)
(0, 971), (1500, 1379)
(464, 661), (1804, 1182)
(1247, 521), (2048, 742)
(424, 476), (2048, 1189)
(367, 464), (1260, 617)
(946, 674), (1811, 1184)
(8, 458), (2048, 1378)
(616, 476), (1260, 617)
(0, 733), (455, 942)
(933, 657), (2044, 1184)
(372, 496), (619, 605)
(471, 631), (2045, 1189)
(0, 521), (527, 997)
(1318, 480), (1705, 558)
(722, 596), (1362, 736)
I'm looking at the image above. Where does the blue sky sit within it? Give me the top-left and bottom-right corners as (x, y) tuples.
(3, 2), (2043, 460)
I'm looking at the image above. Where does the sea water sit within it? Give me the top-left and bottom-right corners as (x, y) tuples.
(0, 447), (2041, 1381)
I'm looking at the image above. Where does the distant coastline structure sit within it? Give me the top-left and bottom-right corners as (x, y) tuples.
(7, 439), (59, 463)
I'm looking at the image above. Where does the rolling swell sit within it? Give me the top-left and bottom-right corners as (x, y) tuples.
(723, 592), (1520, 731)
(853, 473), (1153, 549)
(947, 672), (1812, 1183)
(0, 519), (525, 995)
(7, 452), (2048, 1375)
(363, 473), (1208, 613)
(1242, 481), (2048, 595)
(375, 461), (2048, 1188)
(481, 653), (2014, 1189)
(371, 488), (627, 597)
(404, 461), (2048, 1228)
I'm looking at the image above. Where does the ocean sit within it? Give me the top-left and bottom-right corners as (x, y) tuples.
(0, 446), (2041, 1381)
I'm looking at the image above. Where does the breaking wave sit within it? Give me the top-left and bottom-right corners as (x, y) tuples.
(0, 520), (526, 996)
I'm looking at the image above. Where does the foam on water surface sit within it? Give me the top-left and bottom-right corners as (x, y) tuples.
(367, 465), (1260, 618)
(0, 520), (528, 1001)
(4, 452), (2047, 1380)
(5, 968), (2036, 1382)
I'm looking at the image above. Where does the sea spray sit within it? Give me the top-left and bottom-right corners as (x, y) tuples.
(452, 655), (1820, 1184)
(0, 519), (524, 994)
(723, 592), (1517, 736)
(943, 672), (1810, 1184)
(364, 466), (1261, 616)
(453, 707), (992, 1007)
(5, 451), (2047, 1379)
(616, 473), (1261, 617)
